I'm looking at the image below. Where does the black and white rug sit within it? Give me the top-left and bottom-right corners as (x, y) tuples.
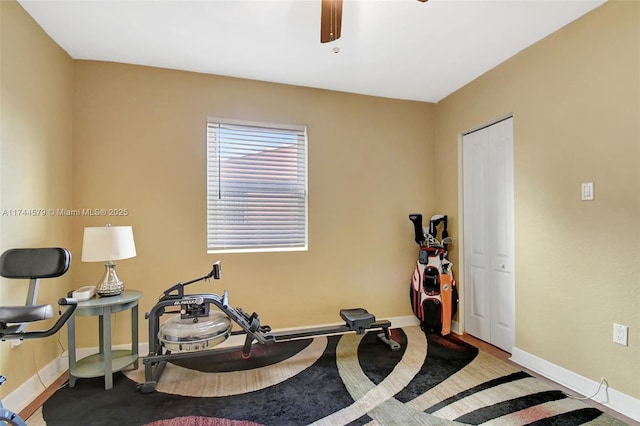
(33, 326), (626, 425)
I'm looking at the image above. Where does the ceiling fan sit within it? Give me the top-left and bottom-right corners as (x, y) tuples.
(321, 0), (428, 43)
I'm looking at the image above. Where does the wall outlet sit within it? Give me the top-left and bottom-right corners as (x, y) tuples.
(10, 339), (23, 348)
(613, 323), (628, 346)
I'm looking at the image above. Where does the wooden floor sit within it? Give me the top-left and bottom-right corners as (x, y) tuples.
(20, 334), (638, 425)
(18, 372), (69, 422)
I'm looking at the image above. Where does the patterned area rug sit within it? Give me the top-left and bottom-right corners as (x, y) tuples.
(32, 326), (627, 425)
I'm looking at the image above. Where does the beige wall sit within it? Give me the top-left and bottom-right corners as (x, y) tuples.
(0, 0), (74, 398)
(71, 61), (435, 346)
(434, 0), (639, 398)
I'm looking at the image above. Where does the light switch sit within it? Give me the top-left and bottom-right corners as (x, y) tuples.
(581, 182), (594, 201)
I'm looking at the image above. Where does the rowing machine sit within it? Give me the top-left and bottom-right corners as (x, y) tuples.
(139, 261), (400, 393)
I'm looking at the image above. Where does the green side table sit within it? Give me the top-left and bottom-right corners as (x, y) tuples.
(67, 289), (142, 390)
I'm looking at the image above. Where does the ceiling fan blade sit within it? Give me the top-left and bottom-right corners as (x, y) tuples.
(320, 0), (342, 43)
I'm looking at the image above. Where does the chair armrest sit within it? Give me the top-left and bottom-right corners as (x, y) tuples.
(0, 298), (77, 341)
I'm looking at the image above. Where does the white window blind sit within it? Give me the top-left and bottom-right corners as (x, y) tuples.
(206, 118), (308, 253)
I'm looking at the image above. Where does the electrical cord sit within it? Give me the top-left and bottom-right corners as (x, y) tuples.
(29, 340), (47, 390)
(57, 333), (66, 355)
(564, 377), (608, 400)
(35, 336), (71, 394)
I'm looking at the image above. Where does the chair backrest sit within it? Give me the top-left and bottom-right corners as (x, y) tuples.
(0, 248), (71, 306)
(0, 248), (71, 279)
(0, 247), (77, 341)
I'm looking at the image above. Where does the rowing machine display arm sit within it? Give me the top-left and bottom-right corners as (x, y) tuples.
(162, 261), (222, 298)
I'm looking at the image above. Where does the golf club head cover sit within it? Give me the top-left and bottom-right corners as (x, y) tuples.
(409, 214), (424, 246)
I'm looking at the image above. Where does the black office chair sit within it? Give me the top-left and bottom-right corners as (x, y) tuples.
(0, 247), (78, 425)
(0, 247), (77, 341)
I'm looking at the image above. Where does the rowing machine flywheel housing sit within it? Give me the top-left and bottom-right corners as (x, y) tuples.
(159, 311), (232, 352)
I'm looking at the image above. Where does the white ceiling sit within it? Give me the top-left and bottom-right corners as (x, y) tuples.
(18, 0), (606, 103)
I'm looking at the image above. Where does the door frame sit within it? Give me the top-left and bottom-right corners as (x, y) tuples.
(457, 114), (515, 343)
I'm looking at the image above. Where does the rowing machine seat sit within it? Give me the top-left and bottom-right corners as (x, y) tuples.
(340, 308), (375, 334)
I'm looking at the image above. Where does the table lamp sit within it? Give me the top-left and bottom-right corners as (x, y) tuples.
(82, 224), (136, 297)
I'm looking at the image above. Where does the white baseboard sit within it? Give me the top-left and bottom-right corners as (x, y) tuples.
(388, 315), (420, 329)
(451, 320), (461, 335)
(3, 355), (67, 414)
(511, 347), (640, 422)
(6, 315), (423, 413)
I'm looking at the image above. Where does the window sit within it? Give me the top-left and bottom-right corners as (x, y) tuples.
(206, 118), (308, 253)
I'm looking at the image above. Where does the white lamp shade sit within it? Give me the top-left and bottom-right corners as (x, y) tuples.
(82, 225), (137, 262)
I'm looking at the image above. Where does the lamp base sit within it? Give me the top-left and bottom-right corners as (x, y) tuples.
(96, 262), (125, 297)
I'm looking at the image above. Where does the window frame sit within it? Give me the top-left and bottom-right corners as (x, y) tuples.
(206, 117), (309, 254)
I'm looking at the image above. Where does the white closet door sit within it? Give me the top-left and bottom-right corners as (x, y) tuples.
(463, 117), (515, 353)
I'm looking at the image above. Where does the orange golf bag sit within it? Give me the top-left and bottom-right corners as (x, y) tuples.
(409, 214), (458, 335)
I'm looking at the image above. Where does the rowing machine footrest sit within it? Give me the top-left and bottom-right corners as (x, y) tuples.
(340, 308), (375, 335)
